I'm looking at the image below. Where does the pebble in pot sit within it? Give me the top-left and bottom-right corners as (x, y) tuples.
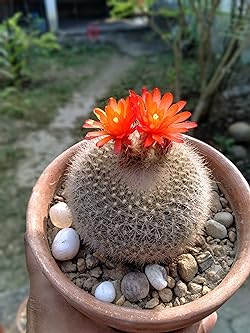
(121, 272), (149, 302)
(205, 220), (227, 239)
(213, 212), (234, 228)
(94, 281), (116, 303)
(52, 228), (80, 261)
(49, 202), (73, 228)
(145, 264), (167, 290)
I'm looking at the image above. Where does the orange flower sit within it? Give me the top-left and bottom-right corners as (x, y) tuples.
(129, 88), (197, 147)
(83, 96), (136, 154)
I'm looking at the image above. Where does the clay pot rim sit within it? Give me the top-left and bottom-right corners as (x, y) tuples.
(26, 136), (250, 332)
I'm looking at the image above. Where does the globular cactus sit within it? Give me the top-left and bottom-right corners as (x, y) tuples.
(65, 88), (212, 265)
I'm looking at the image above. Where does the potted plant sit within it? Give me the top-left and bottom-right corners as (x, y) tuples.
(26, 88), (250, 332)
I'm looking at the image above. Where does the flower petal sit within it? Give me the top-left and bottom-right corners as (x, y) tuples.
(83, 119), (104, 129)
(85, 130), (108, 139)
(96, 135), (113, 147)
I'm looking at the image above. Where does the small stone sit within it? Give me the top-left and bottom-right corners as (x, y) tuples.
(158, 288), (173, 303)
(166, 276), (176, 289)
(179, 297), (186, 305)
(121, 272), (149, 302)
(145, 297), (159, 309)
(189, 294), (200, 301)
(228, 231), (237, 243)
(210, 191), (222, 213)
(174, 280), (187, 297)
(60, 261), (77, 273)
(52, 228), (80, 261)
(77, 258), (86, 273)
(188, 282), (203, 294)
(219, 197), (228, 208)
(169, 263), (178, 277)
(173, 297), (181, 306)
(177, 254), (198, 282)
(231, 145), (248, 159)
(202, 285), (211, 295)
(49, 202), (73, 228)
(93, 251), (106, 263)
(65, 272), (78, 281)
(211, 244), (225, 257)
(151, 291), (159, 298)
(154, 303), (166, 311)
(225, 207), (233, 213)
(83, 277), (98, 291)
(123, 301), (140, 309)
(228, 121), (250, 143)
(213, 212), (234, 228)
(89, 266), (102, 278)
(75, 278), (83, 288)
(115, 295), (126, 306)
(94, 281), (116, 303)
(85, 254), (99, 269)
(205, 220), (227, 239)
(192, 276), (206, 284)
(145, 264), (167, 290)
(196, 251), (214, 272)
(211, 181), (219, 192)
(165, 302), (173, 308)
(226, 257), (234, 266)
(112, 280), (122, 301)
(123, 301), (133, 308)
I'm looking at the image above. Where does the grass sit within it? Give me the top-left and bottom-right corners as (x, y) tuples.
(0, 42), (115, 292)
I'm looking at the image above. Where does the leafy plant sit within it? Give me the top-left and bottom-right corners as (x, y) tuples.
(108, 0), (250, 123)
(0, 12), (60, 86)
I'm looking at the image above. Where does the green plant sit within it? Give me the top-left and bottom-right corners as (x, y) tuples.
(108, 0), (250, 123)
(0, 12), (60, 86)
(65, 88), (212, 265)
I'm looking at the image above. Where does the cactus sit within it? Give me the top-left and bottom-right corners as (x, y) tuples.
(65, 88), (212, 265)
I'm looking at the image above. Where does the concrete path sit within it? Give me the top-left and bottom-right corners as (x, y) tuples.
(16, 54), (134, 188)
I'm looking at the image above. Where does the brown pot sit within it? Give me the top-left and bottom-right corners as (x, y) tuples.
(26, 136), (250, 333)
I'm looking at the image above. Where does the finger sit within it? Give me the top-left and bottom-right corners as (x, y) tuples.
(198, 312), (218, 333)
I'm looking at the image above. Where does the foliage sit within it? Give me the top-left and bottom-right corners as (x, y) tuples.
(108, 0), (250, 123)
(0, 12), (60, 86)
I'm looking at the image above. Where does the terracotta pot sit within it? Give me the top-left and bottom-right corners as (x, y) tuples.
(26, 136), (250, 333)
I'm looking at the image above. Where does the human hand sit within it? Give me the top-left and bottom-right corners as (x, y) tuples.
(25, 235), (217, 333)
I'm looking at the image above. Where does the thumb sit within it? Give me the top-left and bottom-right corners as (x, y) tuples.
(198, 313), (218, 333)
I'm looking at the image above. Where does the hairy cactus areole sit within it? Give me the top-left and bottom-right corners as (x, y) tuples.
(65, 88), (212, 265)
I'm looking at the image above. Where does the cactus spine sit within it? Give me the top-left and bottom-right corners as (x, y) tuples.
(64, 88), (212, 265)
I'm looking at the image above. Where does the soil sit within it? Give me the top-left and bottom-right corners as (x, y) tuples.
(46, 178), (237, 310)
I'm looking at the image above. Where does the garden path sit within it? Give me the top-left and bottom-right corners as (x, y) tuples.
(16, 54), (135, 188)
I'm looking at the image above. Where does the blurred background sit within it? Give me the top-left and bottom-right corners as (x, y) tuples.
(0, 0), (249, 332)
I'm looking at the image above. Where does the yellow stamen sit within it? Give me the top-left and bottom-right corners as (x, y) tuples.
(113, 117), (119, 123)
(153, 113), (159, 120)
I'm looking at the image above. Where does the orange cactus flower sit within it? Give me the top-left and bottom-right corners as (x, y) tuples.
(129, 88), (197, 147)
(83, 96), (136, 154)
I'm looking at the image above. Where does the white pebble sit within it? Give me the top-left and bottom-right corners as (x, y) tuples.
(49, 202), (73, 228)
(94, 281), (116, 303)
(52, 228), (80, 261)
(145, 264), (167, 290)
